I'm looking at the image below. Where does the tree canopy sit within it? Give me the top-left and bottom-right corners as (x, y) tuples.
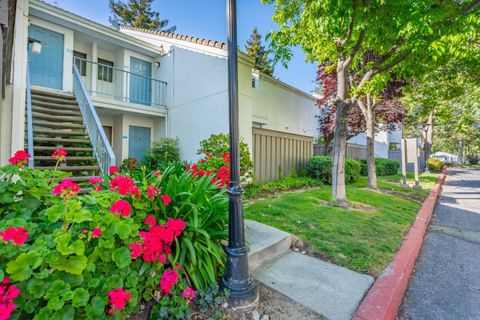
(109, 0), (176, 32)
(245, 28), (274, 76)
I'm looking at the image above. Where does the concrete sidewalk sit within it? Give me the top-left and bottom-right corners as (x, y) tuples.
(398, 168), (480, 320)
(246, 220), (374, 320)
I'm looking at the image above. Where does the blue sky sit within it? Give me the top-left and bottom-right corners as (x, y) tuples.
(45, 0), (317, 93)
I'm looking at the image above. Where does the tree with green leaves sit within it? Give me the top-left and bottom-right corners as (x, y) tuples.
(109, 0), (176, 32)
(265, 0), (480, 206)
(245, 28), (274, 76)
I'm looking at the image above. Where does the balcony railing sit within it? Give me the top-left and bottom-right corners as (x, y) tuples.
(73, 57), (167, 108)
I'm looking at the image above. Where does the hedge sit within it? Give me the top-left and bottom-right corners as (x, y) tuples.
(360, 158), (400, 176)
(307, 156), (361, 184)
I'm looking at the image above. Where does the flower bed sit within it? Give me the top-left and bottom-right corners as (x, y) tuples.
(0, 150), (229, 319)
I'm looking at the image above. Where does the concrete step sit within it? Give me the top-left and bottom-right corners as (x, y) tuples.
(31, 120), (85, 130)
(31, 112), (83, 123)
(32, 129), (87, 137)
(31, 91), (76, 102)
(246, 220), (292, 271)
(35, 165), (99, 172)
(32, 105), (82, 116)
(33, 146), (93, 152)
(33, 137), (91, 144)
(35, 156), (96, 161)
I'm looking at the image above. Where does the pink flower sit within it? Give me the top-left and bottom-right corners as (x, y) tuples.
(8, 150), (30, 167)
(160, 269), (179, 294)
(110, 199), (131, 217)
(89, 176), (104, 185)
(110, 176), (140, 196)
(51, 148), (67, 162)
(109, 166), (118, 175)
(153, 170), (161, 176)
(129, 242), (143, 259)
(181, 287), (196, 303)
(0, 227), (29, 246)
(166, 218), (186, 237)
(0, 277), (20, 320)
(161, 194), (172, 206)
(52, 178), (80, 199)
(107, 288), (130, 311)
(146, 185), (161, 199)
(144, 216), (156, 228)
(91, 228), (102, 238)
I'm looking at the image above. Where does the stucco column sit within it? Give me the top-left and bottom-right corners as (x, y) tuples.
(91, 40), (97, 95)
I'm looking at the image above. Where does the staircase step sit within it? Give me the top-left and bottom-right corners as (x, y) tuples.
(31, 88), (76, 99)
(33, 146), (93, 152)
(32, 100), (80, 110)
(33, 137), (91, 144)
(56, 175), (97, 182)
(246, 220), (292, 271)
(32, 112), (84, 123)
(35, 165), (100, 172)
(31, 120), (85, 130)
(32, 129), (87, 137)
(35, 156), (96, 161)
(32, 105), (82, 116)
(31, 92), (76, 102)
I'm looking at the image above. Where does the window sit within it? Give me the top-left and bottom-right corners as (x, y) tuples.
(98, 58), (114, 82)
(73, 51), (87, 76)
(251, 71), (260, 89)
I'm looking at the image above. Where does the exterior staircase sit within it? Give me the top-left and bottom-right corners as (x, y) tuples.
(26, 88), (100, 183)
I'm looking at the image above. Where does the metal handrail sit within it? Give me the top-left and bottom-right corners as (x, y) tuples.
(26, 64), (34, 168)
(72, 64), (116, 173)
(73, 57), (167, 107)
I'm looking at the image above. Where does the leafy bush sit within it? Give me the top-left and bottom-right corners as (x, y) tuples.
(0, 150), (227, 319)
(197, 133), (254, 184)
(428, 158), (443, 171)
(360, 158), (400, 176)
(306, 156), (361, 184)
(143, 137), (180, 169)
(244, 176), (323, 199)
(466, 154), (480, 165)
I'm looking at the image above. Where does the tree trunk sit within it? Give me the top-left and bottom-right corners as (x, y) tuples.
(425, 110), (434, 160)
(323, 133), (334, 155)
(331, 62), (350, 207)
(365, 96), (377, 189)
(458, 140), (464, 165)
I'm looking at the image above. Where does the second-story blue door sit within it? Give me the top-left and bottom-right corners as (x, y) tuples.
(28, 25), (64, 90)
(128, 126), (151, 159)
(129, 57), (152, 106)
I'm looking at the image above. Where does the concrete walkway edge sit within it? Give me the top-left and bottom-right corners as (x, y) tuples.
(353, 168), (447, 320)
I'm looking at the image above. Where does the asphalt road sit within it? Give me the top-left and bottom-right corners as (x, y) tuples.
(398, 168), (480, 320)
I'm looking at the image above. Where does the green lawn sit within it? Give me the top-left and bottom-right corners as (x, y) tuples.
(244, 173), (439, 276)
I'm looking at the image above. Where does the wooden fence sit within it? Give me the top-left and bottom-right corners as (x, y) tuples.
(313, 143), (367, 160)
(252, 128), (313, 182)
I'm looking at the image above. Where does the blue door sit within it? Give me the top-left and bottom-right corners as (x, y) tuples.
(129, 57), (152, 106)
(28, 25), (64, 90)
(128, 126), (151, 159)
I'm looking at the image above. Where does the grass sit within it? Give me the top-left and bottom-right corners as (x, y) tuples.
(244, 173), (440, 276)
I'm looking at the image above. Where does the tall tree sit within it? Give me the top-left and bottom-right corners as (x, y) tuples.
(265, 0), (480, 206)
(109, 0), (176, 33)
(245, 28), (274, 76)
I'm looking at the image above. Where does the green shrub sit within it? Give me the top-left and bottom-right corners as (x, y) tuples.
(360, 158), (400, 176)
(428, 158), (443, 171)
(143, 137), (180, 169)
(197, 133), (254, 184)
(306, 156), (361, 184)
(243, 176), (323, 199)
(0, 151), (227, 319)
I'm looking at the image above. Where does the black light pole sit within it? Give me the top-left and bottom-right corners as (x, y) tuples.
(222, 0), (258, 306)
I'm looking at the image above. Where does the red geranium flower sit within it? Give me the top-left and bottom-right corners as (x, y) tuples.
(161, 194), (172, 206)
(8, 150), (30, 167)
(110, 176), (140, 196)
(109, 166), (118, 175)
(91, 228), (102, 238)
(166, 218), (186, 237)
(51, 148), (67, 162)
(160, 269), (179, 294)
(0, 227), (28, 246)
(110, 199), (131, 217)
(107, 288), (130, 314)
(146, 185), (161, 199)
(144, 215), (156, 228)
(52, 178), (80, 199)
(181, 287), (196, 303)
(0, 277), (20, 320)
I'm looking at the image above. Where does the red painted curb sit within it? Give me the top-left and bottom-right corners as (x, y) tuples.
(353, 168), (447, 320)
